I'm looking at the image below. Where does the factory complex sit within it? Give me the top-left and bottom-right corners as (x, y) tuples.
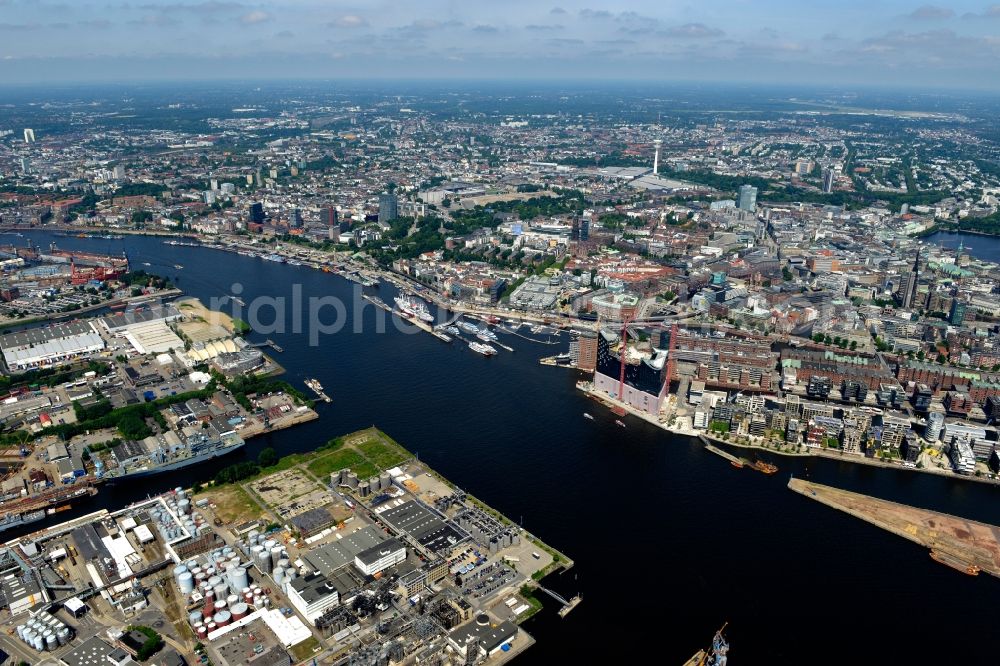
(0, 428), (570, 666)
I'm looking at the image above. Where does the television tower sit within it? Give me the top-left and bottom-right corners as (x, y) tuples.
(653, 139), (662, 175)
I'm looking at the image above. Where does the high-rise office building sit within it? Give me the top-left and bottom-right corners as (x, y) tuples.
(822, 169), (835, 193)
(249, 202), (265, 224)
(580, 218), (589, 241)
(324, 206), (338, 228)
(378, 193), (398, 224)
(899, 250), (919, 309)
(949, 298), (966, 326)
(290, 208), (303, 228)
(19, 157), (30, 174)
(23, 128), (35, 143)
(737, 185), (757, 212)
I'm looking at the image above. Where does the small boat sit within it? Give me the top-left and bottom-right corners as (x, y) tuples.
(583, 413), (594, 420)
(142, 262), (151, 266)
(615, 420), (625, 428)
(174, 264), (184, 269)
(730, 460), (744, 469)
(750, 460), (778, 475)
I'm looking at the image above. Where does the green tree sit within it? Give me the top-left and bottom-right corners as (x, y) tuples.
(257, 447), (278, 467)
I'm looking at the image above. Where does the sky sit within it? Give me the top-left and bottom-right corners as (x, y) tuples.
(1, 0), (1000, 90)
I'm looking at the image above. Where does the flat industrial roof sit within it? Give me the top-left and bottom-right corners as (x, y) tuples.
(303, 525), (386, 575)
(59, 636), (117, 666)
(0, 320), (97, 349)
(379, 501), (466, 553)
(101, 304), (181, 331)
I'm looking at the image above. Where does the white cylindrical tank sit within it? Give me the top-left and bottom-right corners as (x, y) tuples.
(189, 611), (202, 625)
(57, 627), (70, 646)
(213, 582), (228, 599)
(273, 568), (285, 586)
(255, 549), (272, 574)
(178, 571), (195, 594)
(230, 566), (249, 591)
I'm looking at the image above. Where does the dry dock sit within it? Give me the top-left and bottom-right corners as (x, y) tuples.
(789, 477), (1000, 577)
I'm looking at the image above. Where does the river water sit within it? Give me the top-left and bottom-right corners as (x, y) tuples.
(924, 230), (1000, 264)
(5, 232), (1000, 664)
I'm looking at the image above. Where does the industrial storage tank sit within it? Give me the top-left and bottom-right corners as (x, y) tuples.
(214, 600), (227, 611)
(178, 499), (191, 515)
(32, 635), (44, 651)
(358, 481), (371, 497)
(255, 549), (272, 574)
(213, 610), (232, 627)
(346, 473), (359, 488)
(178, 571), (195, 594)
(230, 566), (249, 592)
(276, 558), (290, 571)
(188, 611), (203, 625)
(45, 631), (57, 651)
(173, 564), (188, 579)
(57, 627), (70, 646)
(226, 594), (239, 607)
(273, 568), (285, 586)
(196, 625), (208, 639)
(213, 582), (229, 600)
(231, 602), (249, 620)
(379, 473), (391, 490)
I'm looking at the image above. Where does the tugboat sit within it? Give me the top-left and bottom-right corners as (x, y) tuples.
(583, 413), (594, 420)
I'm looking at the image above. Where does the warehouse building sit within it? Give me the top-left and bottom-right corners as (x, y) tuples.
(0, 321), (105, 372)
(120, 320), (185, 355)
(447, 619), (518, 660)
(354, 538), (406, 576)
(100, 304), (182, 334)
(302, 525), (388, 576)
(286, 573), (342, 625)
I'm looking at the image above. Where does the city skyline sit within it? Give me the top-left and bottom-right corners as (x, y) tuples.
(1, 1), (1000, 90)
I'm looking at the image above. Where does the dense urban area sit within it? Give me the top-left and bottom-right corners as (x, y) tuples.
(3, 84), (1000, 664)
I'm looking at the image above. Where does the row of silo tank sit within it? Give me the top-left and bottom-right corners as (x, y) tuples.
(189, 581), (270, 638)
(486, 530), (520, 554)
(175, 546), (249, 600)
(16, 610), (72, 652)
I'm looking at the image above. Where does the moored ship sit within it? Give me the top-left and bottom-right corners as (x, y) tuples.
(93, 431), (245, 479)
(0, 510), (45, 534)
(468, 341), (497, 356)
(394, 295), (434, 322)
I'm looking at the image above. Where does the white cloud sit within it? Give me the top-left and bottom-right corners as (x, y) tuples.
(240, 10), (270, 25)
(332, 15), (367, 28)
